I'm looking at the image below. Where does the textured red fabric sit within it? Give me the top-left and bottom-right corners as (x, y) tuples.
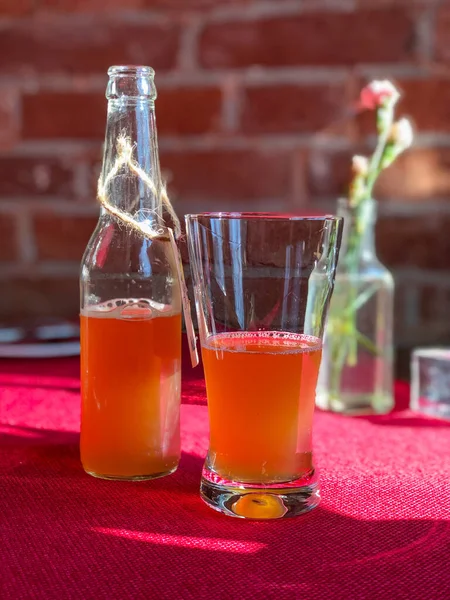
(1, 350), (450, 599)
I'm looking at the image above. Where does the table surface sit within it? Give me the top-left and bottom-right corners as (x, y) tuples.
(1, 350), (450, 600)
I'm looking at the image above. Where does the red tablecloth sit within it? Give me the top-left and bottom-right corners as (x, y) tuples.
(1, 349), (450, 600)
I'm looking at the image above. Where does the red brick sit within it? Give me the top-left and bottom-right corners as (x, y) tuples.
(246, 217), (331, 269)
(0, 87), (19, 150)
(306, 149), (353, 199)
(39, 0), (144, 11)
(436, 7), (450, 63)
(376, 148), (450, 200)
(395, 281), (450, 349)
(418, 284), (450, 323)
(0, 157), (74, 197)
(376, 214), (450, 270)
(23, 93), (105, 140)
(193, 275), (285, 331)
(143, 0), (250, 5)
(40, 0), (248, 9)
(393, 282), (408, 330)
(157, 87), (222, 135)
(0, 214), (18, 262)
(200, 9), (416, 68)
(398, 79), (450, 132)
(33, 214), (98, 261)
(242, 83), (348, 134)
(0, 277), (79, 320)
(161, 149), (290, 200)
(23, 87), (222, 139)
(306, 147), (450, 201)
(0, 0), (34, 16)
(0, 21), (179, 75)
(356, 0), (433, 5)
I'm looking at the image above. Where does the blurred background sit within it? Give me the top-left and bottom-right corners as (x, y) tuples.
(0, 0), (449, 375)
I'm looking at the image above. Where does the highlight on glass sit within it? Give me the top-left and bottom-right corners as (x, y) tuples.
(186, 212), (343, 519)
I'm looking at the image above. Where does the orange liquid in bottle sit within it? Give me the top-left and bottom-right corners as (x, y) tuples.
(80, 301), (181, 479)
(201, 332), (322, 483)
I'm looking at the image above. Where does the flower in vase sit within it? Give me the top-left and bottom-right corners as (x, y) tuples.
(359, 80), (400, 110)
(381, 118), (414, 170)
(350, 156), (370, 208)
(390, 118), (414, 152)
(326, 78), (414, 385)
(352, 155), (369, 176)
(350, 80), (413, 206)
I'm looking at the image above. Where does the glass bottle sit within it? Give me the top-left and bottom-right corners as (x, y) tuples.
(80, 66), (182, 480)
(316, 198), (395, 415)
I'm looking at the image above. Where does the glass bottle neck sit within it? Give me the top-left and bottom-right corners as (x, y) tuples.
(100, 97), (162, 223)
(338, 198), (377, 263)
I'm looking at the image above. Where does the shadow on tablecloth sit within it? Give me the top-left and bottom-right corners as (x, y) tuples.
(1, 423), (449, 600)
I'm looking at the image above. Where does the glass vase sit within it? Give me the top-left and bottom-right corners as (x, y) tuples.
(316, 198), (395, 415)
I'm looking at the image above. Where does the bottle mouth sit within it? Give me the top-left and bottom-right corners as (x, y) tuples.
(106, 65), (156, 101)
(108, 65), (155, 78)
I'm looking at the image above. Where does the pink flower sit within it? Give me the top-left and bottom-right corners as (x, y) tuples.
(352, 155), (369, 177)
(359, 80), (400, 110)
(390, 118), (414, 151)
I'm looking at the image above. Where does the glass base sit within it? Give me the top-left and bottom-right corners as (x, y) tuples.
(200, 468), (320, 520)
(84, 465), (177, 481)
(316, 392), (394, 416)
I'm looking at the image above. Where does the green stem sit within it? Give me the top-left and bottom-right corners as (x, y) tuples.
(366, 105), (395, 197)
(342, 282), (379, 317)
(329, 335), (351, 397)
(355, 330), (381, 356)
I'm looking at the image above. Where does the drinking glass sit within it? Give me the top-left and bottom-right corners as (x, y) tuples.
(186, 212), (343, 519)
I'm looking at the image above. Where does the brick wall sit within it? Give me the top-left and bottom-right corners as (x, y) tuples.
(0, 0), (449, 372)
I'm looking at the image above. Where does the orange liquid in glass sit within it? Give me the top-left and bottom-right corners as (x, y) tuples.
(201, 332), (322, 483)
(80, 304), (181, 479)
